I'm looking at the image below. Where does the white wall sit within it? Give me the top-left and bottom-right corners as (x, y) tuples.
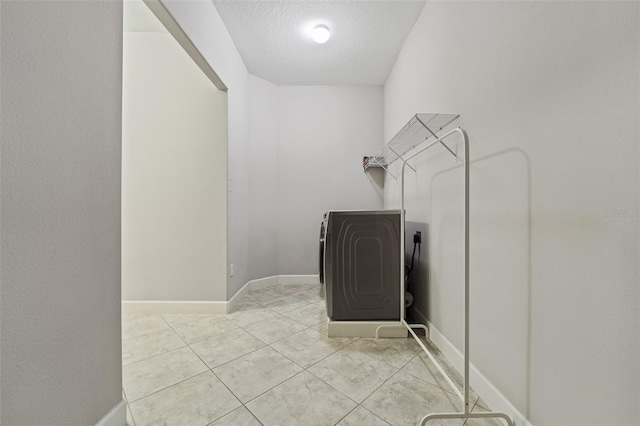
(384, 2), (639, 425)
(122, 32), (228, 302)
(161, 0), (250, 297)
(154, 4), (387, 291)
(248, 75), (279, 280)
(277, 86), (385, 274)
(1, 1), (124, 424)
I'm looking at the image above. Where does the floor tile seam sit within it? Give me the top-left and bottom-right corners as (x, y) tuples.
(279, 303), (322, 320)
(126, 368), (210, 404)
(122, 343), (201, 376)
(267, 333), (346, 370)
(122, 347), (188, 369)
(121, 315), (166, 327)
(338, 344), (404, 375)
(391, 368), (471, 412)
(227, 312), (277, 328)
(348, 404), (393, 426)
(122, 325), (173, 342)
(158, 316), (211, 350)
(123, 400), (136, 426)
(123, 316), (263, 417)
(259, 318), (349, 350)
(199, 343), (266, 370)
(243, 299), (272, 309)
(461, 397), (481, 426)
(191, 397), (243, 426)
(122, 333), (189, 367)
(331, 404), (360, 425)
(162, 313), (227, 327)
(124, 317), (214, 393)
(177, 324), (243, 346)
(240, 315), (308, 345)
(399, 363), (469, 401)
(361, 365), (469, 417)
(204, 405), (265, 426)
(348, 342), (422, 371)
(237, 368), (306, 406)
(294, 368), (360, 406)
(241, 404), (265, 426)
(281, 332), (361, 370)
(181, 334), (251, 406)
(187, 324), (256, 347)
(278, 309), (316, 321)
(400, 350), (481, 402)
(330, 404), (392, 426)
(266, 302), (313, 315)
(346, 361), (403, 406)
(125, 401), (137, 426)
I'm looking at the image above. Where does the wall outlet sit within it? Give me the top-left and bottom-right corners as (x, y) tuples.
(230, 263), (234, 277)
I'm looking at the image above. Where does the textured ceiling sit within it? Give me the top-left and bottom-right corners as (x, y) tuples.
(212, 1), (426, 85)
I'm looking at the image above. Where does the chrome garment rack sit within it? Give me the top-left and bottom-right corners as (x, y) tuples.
(370, 114), (513, 426)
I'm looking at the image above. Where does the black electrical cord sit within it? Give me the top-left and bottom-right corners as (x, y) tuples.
(405, 240), (421, 293)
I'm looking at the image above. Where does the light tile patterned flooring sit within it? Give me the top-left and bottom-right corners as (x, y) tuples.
(122, 282), (500, 426)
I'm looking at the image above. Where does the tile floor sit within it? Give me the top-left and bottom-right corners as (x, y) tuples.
(122, 282), (502, 426)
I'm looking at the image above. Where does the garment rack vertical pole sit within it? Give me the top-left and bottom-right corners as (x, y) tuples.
(376, 126), (514, 426)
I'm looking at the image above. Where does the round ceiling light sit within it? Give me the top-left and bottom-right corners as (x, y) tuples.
(312, 24), (330, 44)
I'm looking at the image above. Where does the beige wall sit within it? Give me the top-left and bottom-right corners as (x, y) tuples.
(1, 1), (124, 423)
(384, 2), (639, 424)
(160, 0), (251, 298)
(122, 32), (228, 302)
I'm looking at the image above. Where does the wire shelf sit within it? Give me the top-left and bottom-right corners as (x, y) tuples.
(363, 113), (461, 173)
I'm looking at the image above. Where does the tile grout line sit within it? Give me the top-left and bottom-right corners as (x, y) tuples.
(128, 288), (457, 426)
(267, 325), (358, 370)
(235, 294), (423, 417)
(222, 305), (355, 409)
(125, 402), (137, 426)
(331, 405), (360, 425)
(123, 288), (321, 424)
(401, 349), (485, 403)
(125, 316), (213, 404)
(161, 315), (249, 425)
(187, 301), (318, 417)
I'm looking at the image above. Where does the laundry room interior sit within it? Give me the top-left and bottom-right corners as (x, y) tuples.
(1, 1), (638, 426)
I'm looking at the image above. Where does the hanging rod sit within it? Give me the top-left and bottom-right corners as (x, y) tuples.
(375, 126), (514, 426)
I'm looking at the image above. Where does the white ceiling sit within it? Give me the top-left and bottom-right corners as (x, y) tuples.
(212, 1), (426, 85)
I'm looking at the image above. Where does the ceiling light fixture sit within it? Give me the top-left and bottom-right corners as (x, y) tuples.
(312, 24), (330, 44)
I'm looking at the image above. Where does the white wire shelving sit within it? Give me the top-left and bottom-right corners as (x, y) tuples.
(363, 113), (461, 179)
(371, 113), (514, 426)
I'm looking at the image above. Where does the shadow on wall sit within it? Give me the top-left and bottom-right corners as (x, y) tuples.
(364, 167), (385, 205)
(411, 147), (532, 417)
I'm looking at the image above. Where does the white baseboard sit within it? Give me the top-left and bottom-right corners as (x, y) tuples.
(247, 275), (279, 291)
(95, 399), (126, 426)
(427, 322), (533, 426)
(227, 279), (254, 312)
(123, 275), (322, 315)
(278, 275), (320, 285)
(122, 300), (227, 315)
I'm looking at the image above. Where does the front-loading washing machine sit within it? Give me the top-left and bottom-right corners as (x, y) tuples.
(323, 210), (400, 321)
